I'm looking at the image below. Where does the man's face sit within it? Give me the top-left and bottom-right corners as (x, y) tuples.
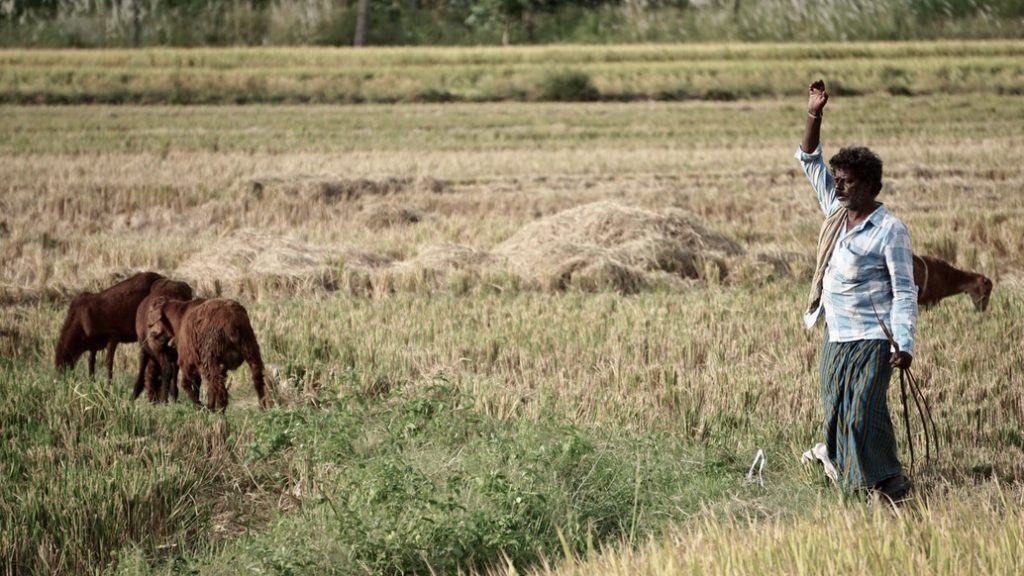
(833, 168), (877, 212)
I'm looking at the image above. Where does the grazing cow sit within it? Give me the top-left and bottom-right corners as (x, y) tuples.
(56, 272), (165, 378)
(145, 297), (269, 412)
(913, 254), (993, 311)
(131, 279), (194, 403)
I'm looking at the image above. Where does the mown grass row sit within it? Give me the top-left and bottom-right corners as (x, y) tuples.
(4, 41), (1023, 67)
(1, 41), (1022, 104)
(2, 95), (1022, 155)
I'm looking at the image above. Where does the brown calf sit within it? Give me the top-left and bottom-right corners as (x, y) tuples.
(131, 279), (194, 403)
(145, 297), (269, 412)
(913, 254), (993, 311)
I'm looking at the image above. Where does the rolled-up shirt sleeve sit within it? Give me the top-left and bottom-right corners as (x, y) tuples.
(794, 144), (839, 217)
(884, 222), (918, 355)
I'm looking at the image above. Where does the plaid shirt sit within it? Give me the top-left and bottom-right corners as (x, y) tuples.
(796, 144), (918, 355)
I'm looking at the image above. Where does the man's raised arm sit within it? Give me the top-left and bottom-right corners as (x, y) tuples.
(795, 80), (838, 217)
(802, 79), (828, 153)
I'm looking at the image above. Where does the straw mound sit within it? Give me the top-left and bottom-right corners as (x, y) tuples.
(148, 204), (791, 299)
(492, 201), (743, 292)
(244, 175), (449, 202)
(362, 202), (425, 229)
(175, 230), (341, 297)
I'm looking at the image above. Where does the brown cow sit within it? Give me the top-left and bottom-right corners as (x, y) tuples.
(56, 272), (165, 378)
(913, 254), (993, 311)
(131, 279), (194, 403)
(145, 297), (269, 412)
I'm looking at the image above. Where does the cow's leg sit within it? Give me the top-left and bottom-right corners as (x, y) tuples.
(181, 366), (203, 409)
(155, 351), (178, 403)
(159, 348), (184, 401)
(88, 351), (97, 377)
(206, 368), (229, 413)
(164, 349), (180, 403)
(147, 360), (162, 403)
(105, 341), (117, 380)
(131, 347), (149, 401)
(241, 337), (268, 409)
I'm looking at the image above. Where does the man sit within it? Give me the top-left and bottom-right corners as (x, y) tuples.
(797, 79), (918, 501)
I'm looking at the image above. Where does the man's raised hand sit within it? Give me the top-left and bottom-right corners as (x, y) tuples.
(808, 80), (829, 117)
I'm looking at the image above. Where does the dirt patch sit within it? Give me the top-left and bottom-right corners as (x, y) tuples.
(491, 201), (743, 293)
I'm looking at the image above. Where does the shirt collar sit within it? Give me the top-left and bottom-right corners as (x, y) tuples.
(849, 203), (887, 233)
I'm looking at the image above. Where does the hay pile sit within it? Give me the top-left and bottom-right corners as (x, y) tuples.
(168, 202), (789, 299)
(175, 230), (342, 297)
(361, 202), (425, 229)
(492, 201), (743, 293)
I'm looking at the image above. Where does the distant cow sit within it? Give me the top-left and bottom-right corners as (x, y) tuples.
(913, 255), (993, 311)
(56, 272), (165, 377)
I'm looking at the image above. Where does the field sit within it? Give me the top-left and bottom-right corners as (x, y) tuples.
(2, 43), (1024, 575)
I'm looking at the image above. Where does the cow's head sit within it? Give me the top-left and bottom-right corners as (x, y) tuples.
(145, 297), (176, 350)
(967, 275), (993, 312)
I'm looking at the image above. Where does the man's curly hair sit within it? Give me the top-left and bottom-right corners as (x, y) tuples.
(830, 147), (883, 195)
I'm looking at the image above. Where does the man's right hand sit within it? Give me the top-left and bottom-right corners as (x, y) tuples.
(808, 80), (829, 117)
(801, 80), (828, 153)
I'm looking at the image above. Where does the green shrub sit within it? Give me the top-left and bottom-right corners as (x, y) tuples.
(538, 70), (600, 102)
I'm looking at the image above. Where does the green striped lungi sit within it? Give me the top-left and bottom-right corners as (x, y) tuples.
(820, 337), (903, 490)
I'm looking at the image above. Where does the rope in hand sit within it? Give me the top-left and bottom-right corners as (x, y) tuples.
(870, 296), (939, 477)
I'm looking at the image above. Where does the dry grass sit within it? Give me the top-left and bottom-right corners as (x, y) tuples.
(509, 483), (1024, 576)
(4, 119), (1019, 302)
(243, 174), (449, 202)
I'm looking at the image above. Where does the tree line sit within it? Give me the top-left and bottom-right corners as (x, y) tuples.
(1, 0), (1021, 47)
